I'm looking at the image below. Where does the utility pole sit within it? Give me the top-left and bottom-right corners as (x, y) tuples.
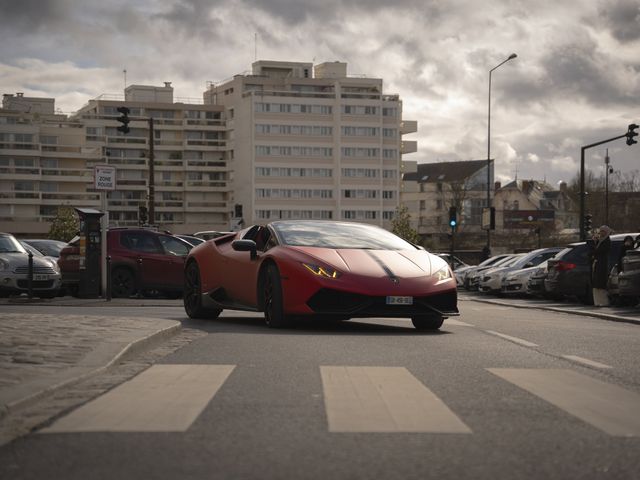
(148, 117), (155, 225)
(605, 149), (610, 226)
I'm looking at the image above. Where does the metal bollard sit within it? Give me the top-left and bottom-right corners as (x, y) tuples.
(106, 255), (112, 301)
(27, 251), (33, 299)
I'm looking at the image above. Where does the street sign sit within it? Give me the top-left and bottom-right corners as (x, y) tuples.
(94, 165), (116, 191)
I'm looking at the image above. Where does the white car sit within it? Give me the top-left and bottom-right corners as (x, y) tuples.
(478, 254), (525, 293)
(0, 233), (62, 298)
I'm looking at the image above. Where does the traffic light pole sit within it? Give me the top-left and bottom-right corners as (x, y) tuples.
(148, 117), (155, 225)
(579, 133), (627, 240)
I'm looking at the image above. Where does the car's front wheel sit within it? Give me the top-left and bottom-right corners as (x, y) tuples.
(183, 261), (221, 319)
(411, 315), (444, 331)
(111, 267), (137, 298)
(263, 264), (291, 328)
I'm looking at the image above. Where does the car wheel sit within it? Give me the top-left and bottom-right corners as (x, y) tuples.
(183, 261), (221, 319)
(263, 264), (291, 328)
(411, 315), (444, 331)
(111, 267), (137, 298)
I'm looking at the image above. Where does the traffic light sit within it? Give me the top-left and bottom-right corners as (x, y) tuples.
(626, 123), (638, 146)
(138, 205), (148, 225)
(448, 206), (457, 228)
(116, 106), (130, 134)
(584, 213), (592, 233)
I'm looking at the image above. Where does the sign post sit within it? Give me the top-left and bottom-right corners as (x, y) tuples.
(94, 165), (116, 299)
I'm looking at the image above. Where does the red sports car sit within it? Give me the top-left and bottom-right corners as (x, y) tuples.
(183, 220), (458, 330)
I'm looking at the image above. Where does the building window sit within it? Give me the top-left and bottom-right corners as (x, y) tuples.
(420, 200), (426, 210)
(436, 199), (442, 210)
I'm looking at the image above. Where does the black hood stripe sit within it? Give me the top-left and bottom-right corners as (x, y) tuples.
(364, 250), (399, 283)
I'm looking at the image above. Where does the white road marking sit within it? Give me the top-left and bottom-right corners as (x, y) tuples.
(41, 365), (235, 433)
(320, 366), (472, 433)
(489, 368), (640, 436)
(562, 355), (613, 369)
(485, 330), (539, 347)
(446, 319), (474, 326)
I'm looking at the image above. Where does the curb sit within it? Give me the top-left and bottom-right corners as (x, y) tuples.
(463, 297), (640, 326)
(0, 320), (182, 420)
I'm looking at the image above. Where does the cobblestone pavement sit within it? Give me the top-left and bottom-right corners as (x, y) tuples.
(0, 311), (181, 422)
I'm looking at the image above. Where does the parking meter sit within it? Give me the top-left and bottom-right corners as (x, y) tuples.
(75, 207), (104, 298)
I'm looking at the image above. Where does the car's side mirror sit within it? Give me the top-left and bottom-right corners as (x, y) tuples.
(232, 239), (257, 260)
(525, 262), (534, 268)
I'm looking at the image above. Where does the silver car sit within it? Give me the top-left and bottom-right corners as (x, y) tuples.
(0, 232), (62, 298)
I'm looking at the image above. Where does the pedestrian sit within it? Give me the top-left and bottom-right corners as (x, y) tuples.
(617, 235), (634, 272)
(590, 225), (611, 307)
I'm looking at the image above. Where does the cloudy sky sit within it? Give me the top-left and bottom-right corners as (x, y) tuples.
(1, 0), (639, 186)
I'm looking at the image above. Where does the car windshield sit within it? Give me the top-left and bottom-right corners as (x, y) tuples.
(0, 235), (28, 254)
(20, 241), (45, 257)
(273, 221), (417, 250)
(24, 240), (65, 256)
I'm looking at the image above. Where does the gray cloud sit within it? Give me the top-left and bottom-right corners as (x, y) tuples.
(598, 0), (640, 42)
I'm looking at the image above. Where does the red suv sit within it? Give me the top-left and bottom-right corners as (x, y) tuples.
(58, 228), (193, 298)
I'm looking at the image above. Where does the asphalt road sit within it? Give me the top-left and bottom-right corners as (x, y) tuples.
(1, 300), (639, 480)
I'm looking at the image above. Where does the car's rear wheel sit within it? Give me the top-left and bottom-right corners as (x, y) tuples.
(111, 267), (136, 298)
(411, 315), (444, 331)
(263, 264), (291, 328)
(183, 261), (221, 319)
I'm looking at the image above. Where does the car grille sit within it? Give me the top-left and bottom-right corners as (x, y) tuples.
(14, 266), (57, 275)
(306, 288), (458, 317)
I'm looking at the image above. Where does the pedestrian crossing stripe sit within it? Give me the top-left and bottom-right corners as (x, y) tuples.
(320, 366), (472, 433)
(488, 368), (640, 437)
(40, 365), (235, 433)
(39, 365), (640, 437)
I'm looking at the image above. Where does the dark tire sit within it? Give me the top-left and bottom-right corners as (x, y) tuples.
(411, 315), (444, 331)
(111, 267), (137, 298)
(262, 264), (291, 328)
(183, 261), (221, 319)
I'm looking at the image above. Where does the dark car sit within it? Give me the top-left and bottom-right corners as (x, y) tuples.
(617, 247), (640, 305)
(545, 233), (638, 304)
(58, 228), (193, 298)
(22, 239), (68, 258)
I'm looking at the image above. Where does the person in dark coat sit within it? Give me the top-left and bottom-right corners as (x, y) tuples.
(591, 225), (611, 306)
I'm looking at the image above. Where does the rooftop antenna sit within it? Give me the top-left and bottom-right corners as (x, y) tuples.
(254, 33), (257, 62)
(123, 69), (127, 91)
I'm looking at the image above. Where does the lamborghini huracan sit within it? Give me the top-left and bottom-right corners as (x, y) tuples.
(183, 220), (458, 330)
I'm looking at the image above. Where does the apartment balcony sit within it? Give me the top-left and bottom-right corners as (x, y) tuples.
(0, 166), (92, 183)
(0, 190), (100, 205)
(185, 139), (226, 150)
(400, 120), (418, 134)
(401, 140), (417, 154)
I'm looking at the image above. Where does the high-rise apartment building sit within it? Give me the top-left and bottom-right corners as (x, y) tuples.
(74, 83), (231, 232)
(204, 60), (417, 228)
(0, 93), (102, 235)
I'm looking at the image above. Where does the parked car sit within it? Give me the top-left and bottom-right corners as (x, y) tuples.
(545, 233), (638, 304)
(501, 248), (563, 295)
(478, 254), (526, 294)
(58, 228), (193, 298)
(184, 220), (459, 330)
(176, 234), (206, 246)
(465, 254), (517, 291)
(193, 231), (234, 240)
(526, 260), (555, 298)
(0, 232), (62, 298)
(22, 239), (68, 258)
(617, 247), (640, 305)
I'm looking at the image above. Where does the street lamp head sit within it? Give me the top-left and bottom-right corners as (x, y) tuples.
(508, 53), (517, 60)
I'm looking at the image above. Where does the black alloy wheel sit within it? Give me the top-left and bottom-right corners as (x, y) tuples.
(411, 315), (444, 331)
(111, 267), (136, 298)
(183, 261), (221, 319)
(263, 264), (290, 328)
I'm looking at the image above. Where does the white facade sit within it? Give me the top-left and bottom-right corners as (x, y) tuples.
(203, 60), (417, 228)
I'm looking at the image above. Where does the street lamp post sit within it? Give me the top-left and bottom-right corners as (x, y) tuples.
(486, 53), (517, 255)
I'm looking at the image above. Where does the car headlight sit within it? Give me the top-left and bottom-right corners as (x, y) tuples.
(0, 259), (7, 271)
(302, 263), (341, 279)
(433, 265), (452, 282)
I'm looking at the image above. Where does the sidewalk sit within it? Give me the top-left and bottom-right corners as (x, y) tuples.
(460, 294), (640, 325)
(0, 297), (181, 419)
